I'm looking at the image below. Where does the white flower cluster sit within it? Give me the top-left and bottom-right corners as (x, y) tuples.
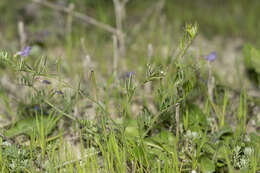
(2, 141), (11, 146)
(232, 146), (253, 169)
(186, 130), (199, 139)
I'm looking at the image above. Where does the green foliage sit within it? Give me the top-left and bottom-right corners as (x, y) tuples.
(4, 113), (61, 138)
(1, 44), (260, 171)
(243, 44), (260, 85)
(200, 156), (215, 173)
(0, 140), (37, 172)
(0, 1), (260, 171)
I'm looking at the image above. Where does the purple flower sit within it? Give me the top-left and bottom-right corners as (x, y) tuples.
(42, 80), (51, 85)
(55, 90), (64, 95)
(204, 51), (217, 62)
(126, 71), (135, 78)
(34, 105), (40, 111)
(17, 46), (31, 57)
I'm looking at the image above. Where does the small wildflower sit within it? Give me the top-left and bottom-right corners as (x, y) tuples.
(16, 46), (31, 57)
(55, 90), (64, 95)
(2, 141), (11, 146)
(186, 130), (199, 139)
(42, 80), (51, 85)
(126, 71), (135, 78)
(204, 51), (217, 62)
(234, 146), (241, 153)
(160, 70), (166, 75)
(244, 147), (253, 156)
(191, 170), (196, 173)
(245, 136), (251, 142)
(34, 106), (40, 111)
(191, 131), (199, 139)
(35, 77), (51, 85)
(186, 130), (192, 138)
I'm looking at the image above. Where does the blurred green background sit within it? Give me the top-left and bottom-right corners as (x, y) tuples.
(1, 0), (260, 87)
(1, 0), (260, 44)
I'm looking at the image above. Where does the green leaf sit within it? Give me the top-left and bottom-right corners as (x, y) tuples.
(188, 104), (208, 130)
(203, 142), (216, 155)
(216, 125), (233, 140)
(216, 145), (227, 161)
(250, 47), (260, 74)
(4, 114), (60, 138)
(200, 156), (215, 173)
(125, 118), (139, 137)
(243, 44), (260, 85)
(4, 117), (35, 137)
(150, 129), (175, 145)
(243, 44), (253, 69)
(145, 129), (175, 153)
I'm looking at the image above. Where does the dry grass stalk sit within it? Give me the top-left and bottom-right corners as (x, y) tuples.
(80, 37), (93, 73)
(132, 0), (165, 36)
(32, 0), (120, 36)
(144, 43), (153, 97)
(113, 35), (119, 77)
(207, 61), (215, 102)
(147, 43), (153, 63)
(66, 3), (75, 34)
(18, 21), (26, 49)
(113, 0), (129, 58)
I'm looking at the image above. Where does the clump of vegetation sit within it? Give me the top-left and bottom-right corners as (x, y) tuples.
(0, 0), (260, 172)
(243, 44), (260, 86)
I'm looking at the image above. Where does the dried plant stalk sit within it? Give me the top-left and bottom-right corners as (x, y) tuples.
(18, 21), (26, 49)
(113, 0), (129, 58)
(113, 35), (119, 77)
(66, 3), (75, 34)
(207, 61), (215, 102)
(32, 0), (120, 36)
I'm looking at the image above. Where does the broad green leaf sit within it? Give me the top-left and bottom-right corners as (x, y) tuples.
(243, 44), (260, 85)
(4, 115), (60, 138)
(200, 156), (215, 173)
(216, 125), (233, 140)
(250, 47), (260, 74)
(243, 44), (253, 69)
(4, 117), (35, 137)
(125, 118), (139, 137)
(188, 104), (208, 130)
(203, 142), (216, 155)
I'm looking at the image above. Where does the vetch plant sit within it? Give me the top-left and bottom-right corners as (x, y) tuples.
(171, 23), (198, 64)
(15, 46), (31, 57)
(0, 13), (260, 172)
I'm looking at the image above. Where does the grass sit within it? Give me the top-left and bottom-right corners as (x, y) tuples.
(1, 1), (260, 172)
